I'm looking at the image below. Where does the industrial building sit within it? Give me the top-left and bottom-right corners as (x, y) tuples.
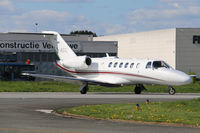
(95, 28), (200, 76)
(0, 33), (117, 80)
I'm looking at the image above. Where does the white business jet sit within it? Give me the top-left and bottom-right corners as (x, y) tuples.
(24, 31), (192, 95)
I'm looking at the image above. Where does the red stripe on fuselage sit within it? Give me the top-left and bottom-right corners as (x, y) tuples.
(55, 61), (163, 81)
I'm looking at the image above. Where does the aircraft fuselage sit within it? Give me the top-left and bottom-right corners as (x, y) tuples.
(56, 57), (191, 87)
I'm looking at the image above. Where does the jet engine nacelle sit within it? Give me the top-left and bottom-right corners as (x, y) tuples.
(62, 56), (92, 69)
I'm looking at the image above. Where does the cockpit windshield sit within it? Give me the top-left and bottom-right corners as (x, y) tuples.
(153, 61), (171, 69)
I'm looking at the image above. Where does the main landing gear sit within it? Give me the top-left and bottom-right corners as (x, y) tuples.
(134, 85), (176, 95)
(79, 83), (89, 94)
(168, 86), (176, 95)
(134, 84), (146, 94)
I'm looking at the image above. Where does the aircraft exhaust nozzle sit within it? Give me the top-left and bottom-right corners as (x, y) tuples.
(61, 56), (92, 69)
(85, 57), (92, 66)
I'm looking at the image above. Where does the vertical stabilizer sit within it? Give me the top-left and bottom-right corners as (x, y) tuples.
(42, 31), (77, 60)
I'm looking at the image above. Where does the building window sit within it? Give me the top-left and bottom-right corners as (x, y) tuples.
(42, 53), (47, 61)
(0, 53), (17, 62)
(77, 53), (117, 58)
(47, 53), (54, 62)
(35, 53), (40, 62)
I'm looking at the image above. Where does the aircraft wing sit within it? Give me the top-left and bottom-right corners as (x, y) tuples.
(21, 73), (120, 87)
(22, 73), (94, 83)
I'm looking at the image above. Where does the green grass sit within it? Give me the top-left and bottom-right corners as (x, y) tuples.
(145, 83), (200, 93)
(0, 81), (199, 93)
(57, 99), (200, 126)
(90, 83), (200, 93)
(0, 81), (79, 92)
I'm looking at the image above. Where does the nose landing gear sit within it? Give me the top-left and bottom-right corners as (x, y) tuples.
(168, 86), (176, 95)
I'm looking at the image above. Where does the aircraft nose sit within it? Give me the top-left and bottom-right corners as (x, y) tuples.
(182, 75), (192, 84)
(176, 72), (192, 85)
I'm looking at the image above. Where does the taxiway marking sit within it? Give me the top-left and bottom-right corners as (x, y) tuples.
(36, 109), (53, 114)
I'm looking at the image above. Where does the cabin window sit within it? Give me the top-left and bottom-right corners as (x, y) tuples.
(125, 63), (129, 68)
(119, 62), (123, 68)
(108, 62), (112, 67)
(130, 63), (134, 68)
(146, 62), (152, 69)
(114, 62), (118, 68)
(136, 63), (140, 69)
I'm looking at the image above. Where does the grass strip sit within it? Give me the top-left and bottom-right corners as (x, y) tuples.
(0, 81), (79, 92)
(0, 81), (199, 93)
(57, 99), (200, 126)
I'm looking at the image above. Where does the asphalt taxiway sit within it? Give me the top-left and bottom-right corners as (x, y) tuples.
(0, 92), (200, 133)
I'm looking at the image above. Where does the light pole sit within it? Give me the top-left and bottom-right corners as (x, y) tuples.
(35, 23), (38, 32)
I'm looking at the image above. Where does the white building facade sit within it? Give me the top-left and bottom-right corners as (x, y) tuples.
(95, 28), (200, 76)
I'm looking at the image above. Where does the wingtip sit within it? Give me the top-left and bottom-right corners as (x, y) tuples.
(42, 31), (59, 35)
(21, 72), (30, 76)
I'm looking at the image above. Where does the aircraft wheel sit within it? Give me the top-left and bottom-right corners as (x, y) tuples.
(80, 86), (88, 94)
(168, 87), (176, 95)
(134, 86), (142, 94)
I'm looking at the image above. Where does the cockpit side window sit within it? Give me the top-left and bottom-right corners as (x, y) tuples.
(153, 61), (170, 69)
(163, 61), (171, 68)
(146, 62), (152, 69)
(153, 61), (162, 69)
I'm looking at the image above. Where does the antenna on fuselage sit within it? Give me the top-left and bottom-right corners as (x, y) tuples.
(106, 53), (110, 58)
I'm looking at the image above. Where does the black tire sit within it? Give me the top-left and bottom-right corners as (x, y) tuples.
(168, 87), (176, 95)
(80, 90), (87, 94)
(134, 86), (142, 94)
(80, 86), (88, 94)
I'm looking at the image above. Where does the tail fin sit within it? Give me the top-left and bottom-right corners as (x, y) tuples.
(42, 31), (77, 60)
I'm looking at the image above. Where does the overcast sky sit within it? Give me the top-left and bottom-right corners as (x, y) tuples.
(0, 0), (200, 35)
